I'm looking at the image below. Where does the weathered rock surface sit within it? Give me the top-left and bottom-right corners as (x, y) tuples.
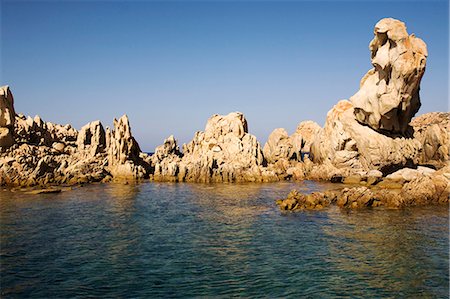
(0, 87), (150, 187)
(77, 120), (106, 157)
(310, 100), (421, 177)
(277, 167), (449, 211)
(107, 115), (149, 179)
(152, 112), (277, 182)
(351, 18), (427, 134)
(309, 18), (434, 178)
(0, 86), (15, 149)
(263, 121), (321, 165)
(411, 112), (450, 166)
(263, 128), (294, 164)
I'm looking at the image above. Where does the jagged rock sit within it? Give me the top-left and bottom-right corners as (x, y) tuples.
(351, 18), (427, 134)
(152, 135), (181, 162)
(151, 135), (182, 180)
(0, 87), (150, 187)
(14, 114), (54, 146)
(152, 112), (277, 182)
(107, 115), (149, 179)
(411, 112), (450, 165)
(76, 120), (106, 157)
(0, 86), (15, 149)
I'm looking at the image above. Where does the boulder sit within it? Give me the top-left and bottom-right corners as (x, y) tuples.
(351, 18), (427, 134)
(292, 121), (321, 153)
(264, 121), (321, 165)
(151, 135), (183, 179)
(263, 128), (293, 164)
(0, 86), (15, 127)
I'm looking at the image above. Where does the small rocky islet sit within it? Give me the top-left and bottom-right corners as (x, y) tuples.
(0, 18), (448, 210)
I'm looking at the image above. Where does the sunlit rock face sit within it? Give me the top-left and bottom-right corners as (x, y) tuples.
(107, 115), (149, 179)
(0, 86), (16, 149)
(76, 120), (106, 157)
(309, 18), (431, 177)
(152, 112), (277, 182)
(263, 121), (321, 165)
(351, 18), (427, 134)
(0, 86), (151, 187)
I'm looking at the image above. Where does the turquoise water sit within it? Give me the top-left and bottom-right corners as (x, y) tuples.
(1, 181), (449, 298)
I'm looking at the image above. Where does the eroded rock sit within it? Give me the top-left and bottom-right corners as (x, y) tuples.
(351, 18), (427, 134)
(0, 86), (15, 149)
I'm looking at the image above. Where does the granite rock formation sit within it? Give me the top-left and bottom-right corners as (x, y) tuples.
(277, 166), (449, 211)
(310, 18), (430, 177)
(351, 18), (427, 134)
(411, 112), (450, 166)
(310, 100), (422, 177)
(0, 86), (15, 149)
(152, 112), (277, 182)
(263, 128), (294, 164)
(0, 86), (150, 187)
(263, 120), (321, 165)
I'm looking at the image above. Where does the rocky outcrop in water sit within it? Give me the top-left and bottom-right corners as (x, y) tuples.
(351, 18), (427, 134)
(277, 165), (449, 211)
(107, 115), (149, 179)
(1, 18), (449, 195)
(152, 112), (277, 182)
(309, 18), (431, 177)
(310, 100), (422, 178)
(0, 86), (151, 187)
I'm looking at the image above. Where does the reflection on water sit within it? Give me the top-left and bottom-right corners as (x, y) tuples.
(0, 182), (448, 297)
(322, 208), (449, 297)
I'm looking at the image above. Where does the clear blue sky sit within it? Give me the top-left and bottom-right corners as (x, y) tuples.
(1, 0), (448, 151)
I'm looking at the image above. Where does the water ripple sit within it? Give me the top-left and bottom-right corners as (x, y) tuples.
(1, 182), (448, 298)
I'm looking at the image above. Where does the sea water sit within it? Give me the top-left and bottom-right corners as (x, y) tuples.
(1, 181), (448, 298)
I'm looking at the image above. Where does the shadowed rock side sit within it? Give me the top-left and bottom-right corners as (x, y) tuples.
(151, 112), (278, 182)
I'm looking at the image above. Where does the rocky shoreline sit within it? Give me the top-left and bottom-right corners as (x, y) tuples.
(1, 18), (449, 209)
